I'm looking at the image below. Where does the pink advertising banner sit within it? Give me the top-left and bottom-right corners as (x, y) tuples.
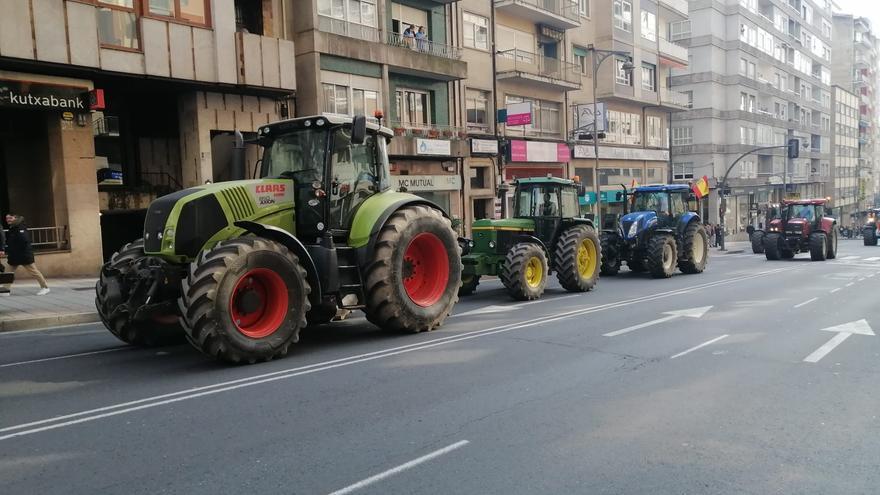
(508, 140), (571, 163)
(506, 102), (532, 126)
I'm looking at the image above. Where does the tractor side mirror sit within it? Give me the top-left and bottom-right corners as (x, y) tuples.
(615, 192), (624, 201)
(351, 115), (367, 145)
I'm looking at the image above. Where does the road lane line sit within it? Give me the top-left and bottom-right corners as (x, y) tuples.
(670, 335), (729, 359)
(0, 266), (800, 440)
(793, 297), (818, 309)
(858, 278), (866, 282)
(803, 333), (852, 363)
(830, 288), (842, 293)
(603, 315), (678, 337)
(0, 347), (130, 368)
(845, 282), (855, 287)
(327, 440), (469, 495)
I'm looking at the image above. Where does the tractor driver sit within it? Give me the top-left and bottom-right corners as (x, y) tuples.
(541, 190), (558, 216)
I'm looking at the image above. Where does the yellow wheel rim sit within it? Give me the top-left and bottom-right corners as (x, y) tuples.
(525, 256), (543, 288)
(576, 238), (598, 278)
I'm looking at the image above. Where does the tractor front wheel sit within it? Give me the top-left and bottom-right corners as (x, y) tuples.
(179, 238), (310, 363)
(809, 232), (827, 261)
(764, 233), (782, 260)
(678, 222), (709, 274)
(647, 235), (677, 278)
(555, 225), (601, 292)
(459, 274), (481, 296)
(500, 243), (548, 301)
(95, 239), (184, 347)
(599, 233), (621, 276)
(363, 205), (461, 333)
(827, 229), (838, 259)
(864, 228), (877, 246)
(751, 231), (765, 254)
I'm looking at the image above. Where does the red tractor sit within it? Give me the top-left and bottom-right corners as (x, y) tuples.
(862, 208), (880, 246)
(763, 199), (837, 261)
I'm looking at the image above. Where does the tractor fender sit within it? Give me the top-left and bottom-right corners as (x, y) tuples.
(819, 217), (836, 234)
(234, 220), (322, 304)
(676, 212), (702, 236)
(563, 218), (597, 230)
(512, 234), (549, 253)
(354, 195), (449, 267)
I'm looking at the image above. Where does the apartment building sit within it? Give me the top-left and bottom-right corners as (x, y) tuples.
(831, 14), (877, 216)
(831, 86), (859, 225)
(671, 0), (834, 236)
(0, 0), (295, 276)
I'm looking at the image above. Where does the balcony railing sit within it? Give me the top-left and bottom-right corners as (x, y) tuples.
(659, 37), (688, 63)
(389, 122), (468, 140)
(494, 0), (579, 24)
(317, 15), (379, 42)
(496, 49), (581, 87)
(661, 88), (690, 108)
(385, 32), (461, 60)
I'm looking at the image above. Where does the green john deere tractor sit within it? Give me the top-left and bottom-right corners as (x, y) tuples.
(96, 115), (462, 363)
(459, 176), (601, 300)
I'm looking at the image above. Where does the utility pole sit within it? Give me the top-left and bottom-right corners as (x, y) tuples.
(784, 128), (794, 203)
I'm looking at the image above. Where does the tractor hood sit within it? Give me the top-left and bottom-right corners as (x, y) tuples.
(620, 211), (658, 240)
(471, 218), (536, 231)
(785, 218), (809, 235)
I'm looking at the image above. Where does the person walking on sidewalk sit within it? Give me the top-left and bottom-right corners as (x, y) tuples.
(1, 214), (49, 296)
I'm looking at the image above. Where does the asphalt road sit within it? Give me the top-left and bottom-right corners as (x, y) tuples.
(2, 241), (880, 494)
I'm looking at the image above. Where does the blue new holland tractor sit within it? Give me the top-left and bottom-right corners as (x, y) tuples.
(600, 184), (709, 278)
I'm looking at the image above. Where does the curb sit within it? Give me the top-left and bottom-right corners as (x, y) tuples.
(0, 312), (101, 333)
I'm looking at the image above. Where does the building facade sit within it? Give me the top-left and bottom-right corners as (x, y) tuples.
(830, 85), (859, 225)
(671, 0), (834, 238)
(0, 0), (295, 276)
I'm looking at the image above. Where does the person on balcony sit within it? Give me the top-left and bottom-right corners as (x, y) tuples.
(415, 26), (427, 52)
(403, 25), (415, 48)
(1, 214), (49, 296)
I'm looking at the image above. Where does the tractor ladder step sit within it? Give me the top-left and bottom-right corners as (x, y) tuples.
(336, 246), (366, 307)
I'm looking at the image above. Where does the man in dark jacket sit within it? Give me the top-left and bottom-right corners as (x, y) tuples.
(1, 214), (49, 295)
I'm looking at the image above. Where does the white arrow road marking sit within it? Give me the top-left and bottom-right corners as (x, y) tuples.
(455, 304), (521, 317)
(841, 255), (861, 260)
(803, 319), (875, 363)
(670, 334), (729, 359)
(603, 306), (713, 337)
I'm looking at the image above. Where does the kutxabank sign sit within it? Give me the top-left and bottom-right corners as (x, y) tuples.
(0, 80), (89, 113)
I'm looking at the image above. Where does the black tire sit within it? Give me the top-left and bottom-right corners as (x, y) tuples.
(363, 205), (461, 333)
(781, 249), (795, 259)
(500, 243), (548, 301)
(627, 257), (647, 273)
(179, 238), (310, 364)
(809, 232), (827, 261)
(826, 228), (838, 259)
(600, 233), (621, 276)
(95, 239), (184, 346)
(646, 235), (677, 279)
(764, 233), (782, 260)
(459, 274), (480, 296)
(678, 222), (709, 274)
(751, 231), (765, 254)
(864, 228), (877, 246)
(555, 225), (601, 292)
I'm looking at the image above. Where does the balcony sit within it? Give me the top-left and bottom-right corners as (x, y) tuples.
(235, 33), (296, 90)
(659, 37), (688, 66)
(659, 0), (689, 18)
(385, 32), (461, 61)
(317, 15), (380, 42)
(493, 0), (580, 30)
(387, 123), (468, 158)
(660, 88), (690, 110)
(496, 50), (581, 90)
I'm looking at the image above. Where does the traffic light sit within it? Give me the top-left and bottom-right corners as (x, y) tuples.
(787, 138), (800, 159)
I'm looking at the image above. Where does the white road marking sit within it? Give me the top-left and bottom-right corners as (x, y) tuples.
(670, 335), (729, 359)
(830, 288), (842, 293)
(863, 257), (880, 261)
(858, 278), (867, 282)
(0, 266), (799, 441)
(0, 323), (101, 337)
(0, 347), (129, 368)
(327, 440), (469, 495)
(803, 319), (875, 364)
(454, 304), (520, 317)
(846, 282), (855, 287)
(793, 297), (818, 309)
(841, 255), (861, 260)
(603, 306), (713, 337)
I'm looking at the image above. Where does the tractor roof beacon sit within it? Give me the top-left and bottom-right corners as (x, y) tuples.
(96, 114), (462, 364)
(600, 184), (709, 279)
(460, 176), (602, 301)
(763, 199), (837, 261)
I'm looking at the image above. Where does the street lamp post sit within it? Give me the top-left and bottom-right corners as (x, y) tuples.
(586, 45), (633, 222)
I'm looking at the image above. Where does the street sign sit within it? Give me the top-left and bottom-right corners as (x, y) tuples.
(572, 103), (607, 132)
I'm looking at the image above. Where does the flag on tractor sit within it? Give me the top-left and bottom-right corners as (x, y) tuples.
(692, 175), (710, 199)
(630, 178), (639, 189)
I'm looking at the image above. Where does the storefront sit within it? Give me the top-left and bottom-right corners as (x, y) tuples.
(0, 71), (103, 277)
(465, 138), (500, 232)
(502, 139), (570, 216)
(390, 137), (465, 226)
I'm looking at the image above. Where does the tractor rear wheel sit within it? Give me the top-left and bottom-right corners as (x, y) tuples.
(363, 205), (461, 333)
(95, 239), (184, 346)
(764, 233), (782, 260)
(599, 233), (621, 276)
(555, 225), (601, 292)
(809, 232), (827, 261)
(500, 243), (548, 301)
(678, 222), (709, 274)
(459, 274), (480, 296)
(864, 228), (877, 246)
(826, 229), (838, 259)
(751, 231), (765, 254)
(179, 238), (310, 363)
(647, 235), (677, 278)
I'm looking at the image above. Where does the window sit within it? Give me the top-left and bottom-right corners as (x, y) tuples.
(615, 58), (632, 86)
(613, 0), (632, 32)
(739, 126), (756, 145)
(641, 63), (656, 92)
(673, 162), (694, 180)
(396, 88), (431, 126)
(97, 1), (139, 49)
(672, 127), (692, 146)
(323, 83), (350, 115)
(462, 12), (488, 50)
(505, 96), (561, 136)
(606, 110), (641, 145)
(578, 0), (590, 17)
(646, 116), (664, 147)
(641, 11), (656, 41)
(143, 0), (212, 25)
(683, 90), (693, 108)
(573, 46), (588, 75)
(352, 89), (379, 117)
(318, 0), (377, 39)
(466, 89), (490, 131)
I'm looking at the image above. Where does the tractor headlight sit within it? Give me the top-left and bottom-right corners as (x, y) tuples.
(164, 228), (175, 249)
(627, 221), (639, 238)
(488, 241), (496, 249)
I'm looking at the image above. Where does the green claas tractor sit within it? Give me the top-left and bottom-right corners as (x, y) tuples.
(459, 176), (601, 300)
(96, 115), (462, 363)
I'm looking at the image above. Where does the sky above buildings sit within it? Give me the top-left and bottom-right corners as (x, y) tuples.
(834, 0), (880, 30)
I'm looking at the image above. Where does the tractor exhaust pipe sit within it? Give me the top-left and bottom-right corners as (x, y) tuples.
(232, 130), (246, 181)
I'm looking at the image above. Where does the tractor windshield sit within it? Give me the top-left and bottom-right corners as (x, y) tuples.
(516, 186), (560, 217)
(261, 128), (328, 181)
(632, 192), (669, 214)
(786, 204), (816, 221)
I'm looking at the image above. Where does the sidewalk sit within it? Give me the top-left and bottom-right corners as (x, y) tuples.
(715, 240), (750, 254)
(0, 277), (100, 332)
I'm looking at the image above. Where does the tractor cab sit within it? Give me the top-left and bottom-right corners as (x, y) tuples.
(621, 184), (694, 240)
(513, 177), (583, 243)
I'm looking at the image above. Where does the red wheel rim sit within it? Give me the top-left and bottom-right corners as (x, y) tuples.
(402, 232), (450, 307)
(229, 268), (288, 339)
